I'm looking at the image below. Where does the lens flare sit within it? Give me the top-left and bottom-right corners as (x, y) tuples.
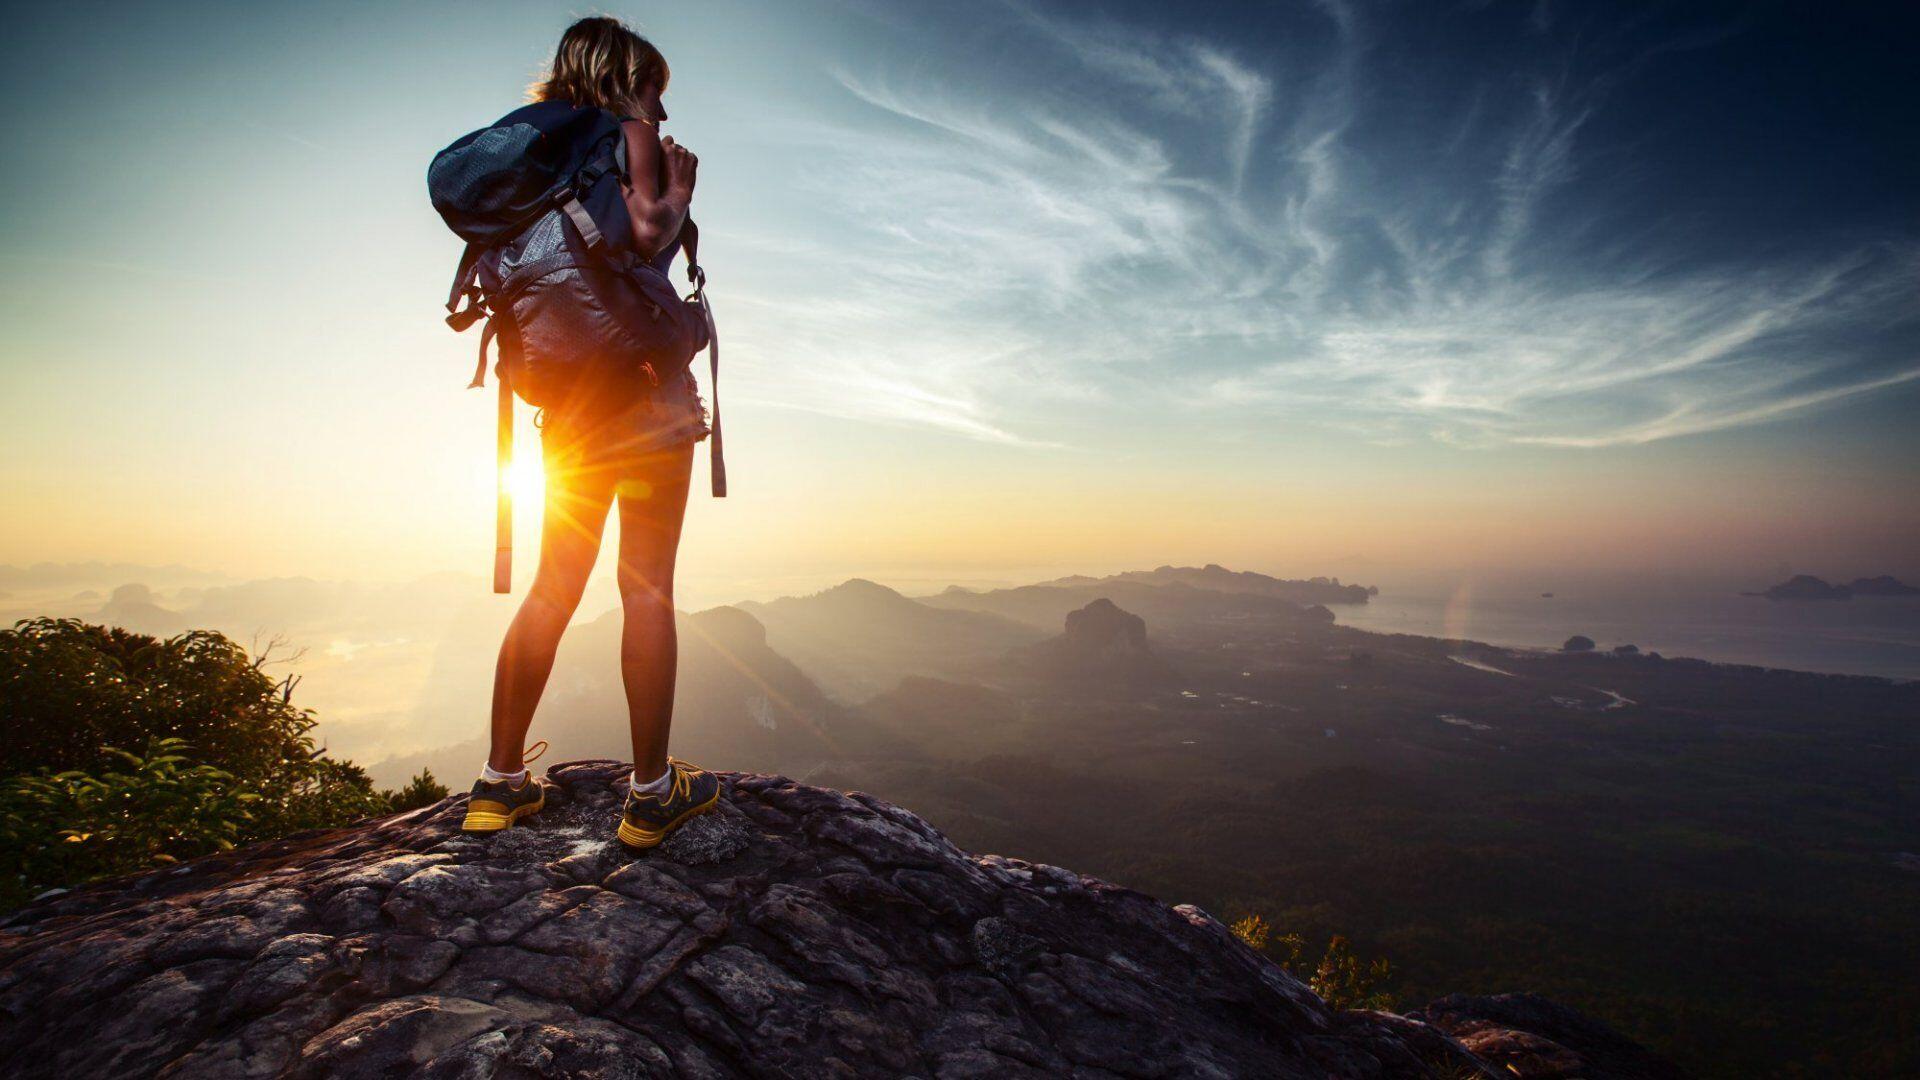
(1441, 581), (1474, 643)
(500, 447), (546, 503)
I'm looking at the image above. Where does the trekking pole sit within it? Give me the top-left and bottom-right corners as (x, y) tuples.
(494, 375), (513, 594)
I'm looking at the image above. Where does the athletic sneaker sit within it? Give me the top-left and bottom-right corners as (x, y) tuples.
(617, 758), (722, 850)
(461, 773), (546, 832)
(461, 741), (549, 833)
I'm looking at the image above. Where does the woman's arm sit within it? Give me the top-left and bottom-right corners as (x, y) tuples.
(620, 120), (697, 259)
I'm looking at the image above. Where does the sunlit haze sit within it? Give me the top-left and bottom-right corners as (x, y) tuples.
(3, 0), (1915, 600)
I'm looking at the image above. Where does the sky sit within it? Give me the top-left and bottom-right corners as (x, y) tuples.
(2, 0), (1916, 602)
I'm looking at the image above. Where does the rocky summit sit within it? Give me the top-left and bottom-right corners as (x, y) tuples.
(0, 762), (1680, 1079)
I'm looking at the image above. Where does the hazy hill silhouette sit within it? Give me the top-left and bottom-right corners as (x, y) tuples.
(1036, 563), (1375, 605)
(1752, 574), (1853, 601)
(734, 578), (1043, 700)
(1748, 573), (1919, 600)
(1006, 597), (1176, 686)
(923, 578), (1333, 640)
(860, 675), (1024, 755)
(0, 561), (224, 593)
(374, 605), (907, 785)
(92, 584), (188, 636)
(1849, 574), (1920, 596)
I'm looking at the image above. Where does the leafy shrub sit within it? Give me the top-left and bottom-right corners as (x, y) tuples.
(1232, 912), (1396, 1010)
(1310, 935), (1396, 1011)
(2, 619), (320, 779)
(385, 770), (451, 813)
(0, 619), (443, 910)
(0, 739), (258, 908)
(1229, 913), (1272, 951)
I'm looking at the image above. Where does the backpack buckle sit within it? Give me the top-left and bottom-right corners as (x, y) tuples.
(446, 304), (486, 332)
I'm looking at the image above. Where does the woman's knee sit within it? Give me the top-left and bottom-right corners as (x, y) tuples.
(618, 571), (674, 615)
(526, 567), (592, 619)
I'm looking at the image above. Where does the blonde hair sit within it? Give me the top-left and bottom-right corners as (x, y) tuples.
(530, 16), (670, 117)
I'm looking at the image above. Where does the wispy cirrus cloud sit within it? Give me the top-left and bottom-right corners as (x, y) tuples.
(733, 0), (1918, 449)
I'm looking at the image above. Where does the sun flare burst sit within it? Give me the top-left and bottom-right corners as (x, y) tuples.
(500, 450), (546, 503)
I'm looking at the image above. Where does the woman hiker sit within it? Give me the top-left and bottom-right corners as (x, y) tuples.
(460, 16), (720, 848)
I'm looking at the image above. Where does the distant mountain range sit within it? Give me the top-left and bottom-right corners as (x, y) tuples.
(734, 578), (1045, 700)
(725, 568), (1359, 701)
(922, 577), (1337, 638)
(1034, 563), (1375, 605)
(370, 601), (912, 786)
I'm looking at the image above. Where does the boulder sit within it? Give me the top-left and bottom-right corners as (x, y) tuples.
(1413, 993), (1688, 1080)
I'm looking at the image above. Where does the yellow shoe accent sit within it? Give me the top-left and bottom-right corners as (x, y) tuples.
(460, 788), (545, 833)
(462, 809), (511, 832)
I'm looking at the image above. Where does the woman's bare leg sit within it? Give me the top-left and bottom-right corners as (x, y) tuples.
(613, 443), (695, 783)
(487, 479), (615, 773)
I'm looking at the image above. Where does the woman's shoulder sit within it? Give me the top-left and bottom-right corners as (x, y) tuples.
(621, 118), (662, 168)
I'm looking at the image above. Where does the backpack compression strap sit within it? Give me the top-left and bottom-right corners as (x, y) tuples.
(446, 243), (486, 331)
(679, 219), (726, 498)
(441, 241), (510, 591)
(463, 313), (513, 593)
(494, 367), (513, 594)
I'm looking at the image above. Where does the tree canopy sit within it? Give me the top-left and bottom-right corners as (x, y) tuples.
(0, 618), (447, 909)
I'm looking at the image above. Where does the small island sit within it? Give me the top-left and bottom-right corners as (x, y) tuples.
(1849, 574), (1920, 597)
(1747, 574), (1920, 601)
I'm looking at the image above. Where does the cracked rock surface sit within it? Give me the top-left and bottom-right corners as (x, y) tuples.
(0, 761), (1671, 1079)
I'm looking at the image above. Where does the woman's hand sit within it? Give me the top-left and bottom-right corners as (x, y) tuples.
(622, 121), (693, 258)
(660, 135), (698, 197)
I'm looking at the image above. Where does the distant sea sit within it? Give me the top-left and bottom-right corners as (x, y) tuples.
(1334, 586), (1920, 680)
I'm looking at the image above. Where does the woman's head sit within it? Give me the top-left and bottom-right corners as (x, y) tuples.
(531, 16), (671, 120)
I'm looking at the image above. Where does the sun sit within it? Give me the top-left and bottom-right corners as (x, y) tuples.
(500, 448), (546, 503)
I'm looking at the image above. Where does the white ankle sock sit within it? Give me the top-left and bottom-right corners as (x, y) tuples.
(630, 766), (672, 796)
(481, 763), (528, 785)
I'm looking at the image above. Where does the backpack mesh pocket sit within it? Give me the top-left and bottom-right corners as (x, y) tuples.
(507, 265), (650, 408)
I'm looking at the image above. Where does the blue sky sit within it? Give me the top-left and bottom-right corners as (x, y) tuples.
(796, 0), (1920, 447)
(0, 0), (1914, 590)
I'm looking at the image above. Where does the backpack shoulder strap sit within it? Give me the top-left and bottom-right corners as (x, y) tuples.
(559, 195), (606, 253)
(558, 127), (627, 258)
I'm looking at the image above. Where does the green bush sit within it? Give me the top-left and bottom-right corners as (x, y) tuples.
(0, 619), (450, 910)
(1310, 935), (1396, 1011)
(385, 770), (452, 813)
(2, 619), (317, 780)
(0, 739), (257, 907)
(1232, 913), (1396, 1011)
